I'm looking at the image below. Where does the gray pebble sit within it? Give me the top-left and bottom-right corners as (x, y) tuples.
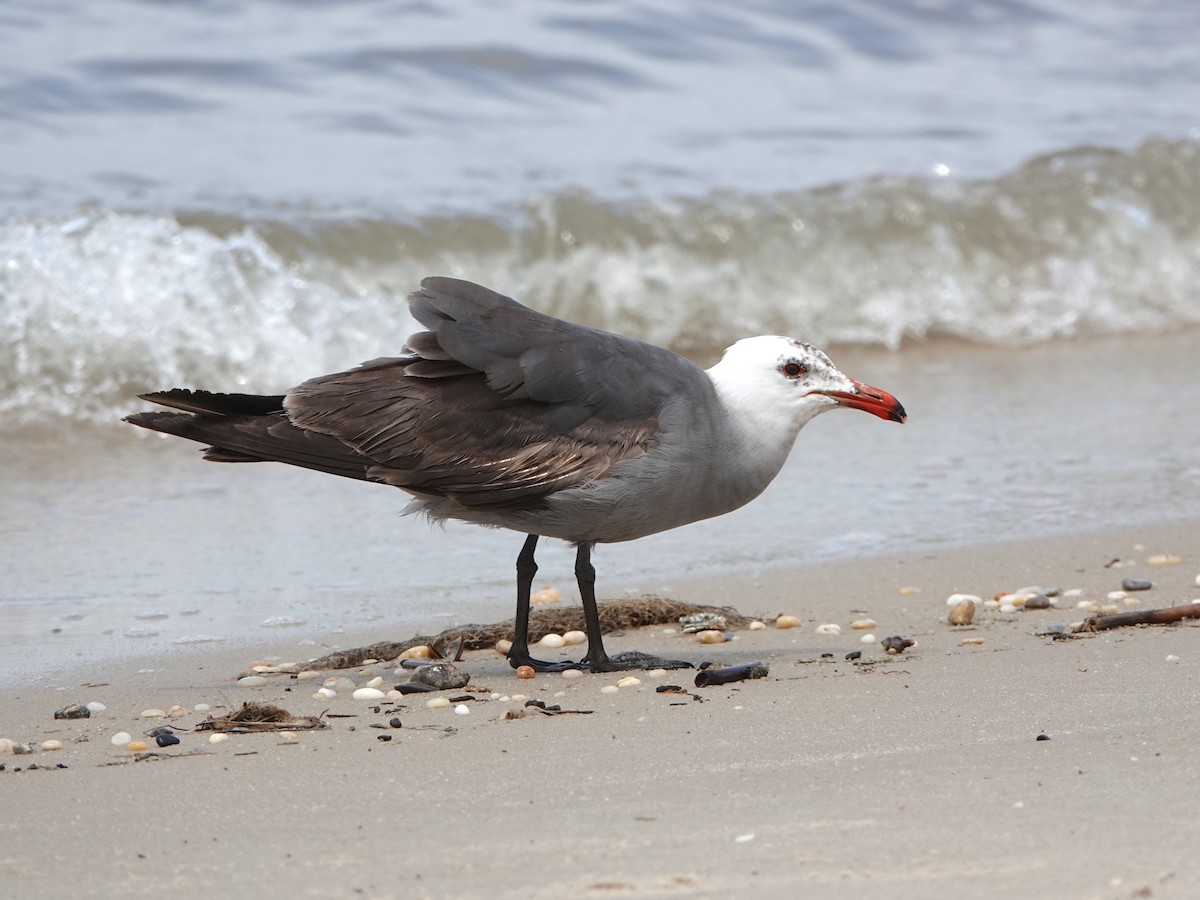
(1121, 578), (1152, 592)
(410, 662), (470, 691)
(1023, 594), (1051, 610)
(53, 704), (90, 720)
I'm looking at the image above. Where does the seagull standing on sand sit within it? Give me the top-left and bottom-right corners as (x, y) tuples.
(126, 277), (906, 672)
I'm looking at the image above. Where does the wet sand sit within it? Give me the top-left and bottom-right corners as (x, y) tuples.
(4, 521), (1198, 899)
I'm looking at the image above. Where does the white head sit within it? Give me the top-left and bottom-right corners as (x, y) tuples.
(707, 335), (906, 435)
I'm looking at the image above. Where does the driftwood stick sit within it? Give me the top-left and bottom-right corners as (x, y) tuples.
(1077, 603), (1200, 633)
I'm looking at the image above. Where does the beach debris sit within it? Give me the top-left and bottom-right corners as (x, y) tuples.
(1147, 554), (1182, 566)
(299, 597), (750, 670)
(195, 702), (328, 733)
(694, 661), (769, 687)
(947, 599), (976, 626)
(679, 612), (727, 633)
(1077, 602), (1200, 633)
(881, 635), (915, 654)
(695, 629), (728, 644)
(849, 618), (877, 630)
(1121, 578), (1153, 592)
(899, 586), (920, 596)
(845, 650), (862, 661)
(409, 662), (470, 691)
(961, 637), (985, 645)
(53, 704), (90, 720)
(775, 615), (802, 630)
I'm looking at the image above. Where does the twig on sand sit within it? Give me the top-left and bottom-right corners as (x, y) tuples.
(1077, 602), (1200, 633)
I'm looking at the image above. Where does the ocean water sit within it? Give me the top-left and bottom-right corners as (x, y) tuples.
(1, 0), (1198, 673)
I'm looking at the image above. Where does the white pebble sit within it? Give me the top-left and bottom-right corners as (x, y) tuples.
(1076, 600), (1098, 612)
(563, 630), (587, 646)
(1100, 604), (1121, 615)
(849, 619), (876, 630)
(140, 708), (167, 718)
(561, 669), (584, 679)
(815, 623), (841, 635)
(1166, 654), (1181, 663)
(1063, 588), (1085, 598)
(41, 740), (63, 752)
(495, 639), (513, 656)
(860, 634), (877, 644)
(279, 731), (297, 741)
(530, 587), (561, 605)
(83, 701), (106, 713)
(510, 695), (526, 702)
(366, 676), (384, 689)
(238, 676), (268, 687)
(194, 703), (210, 712)
(946, 593), (982, 607)
(1107, 590), (1128, 601)
(208, 733), (229, 744)
(775, 615), (802, 629)
(600, 685), (619, 694)
(538, 633), (566, 649)
(617, 676), (641, 688)
(316, 686), (336, 699)
(1148, 554), (1181, 565)
(426, 697), (451, 709)
(646, 668), (668, 679)
(385, 689), (403, 701)
(454, 704), (471, 715)
(983, 599), (1000, 609)
(352, 688), (386, 701)
(0, 739), (15, 754)
(1000, 604), (1017, 614)
(1194, 574), (1200, 588)
(553, 691), (567, 698)
(110, 732), (132, 746)
(297, 670), (322, 681)
(748, 620), (766, 631)
(1123, 597), (1140, 607)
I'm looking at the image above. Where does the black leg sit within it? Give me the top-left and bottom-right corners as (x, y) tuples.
(507, 534), (581, 672)
(575, 542), (694, 673)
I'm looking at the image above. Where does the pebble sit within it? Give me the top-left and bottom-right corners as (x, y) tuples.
(945, 593), (982, 607)
(849, 619), (877, 630)
(600, 685), (619, 694)
(110, 732), (132, 746)
(86, 701), (107, 713)
(454, 704), (471, 715)
(617, 676), (641, 688)
(41, 740), (63, 752)
(0, 739), (15, 754)
(899, 586), (920, 596)
(510, 694), (527, 702)
(1165, 655), (1180, 663)
(881, 635), (915, 654)
(696, 629), (727, 644)
(168, 705), (186, 717)
(388, 717), (403, 728)
(1023, 594), (1051, 610)
(385, 690), (403, 701)
(1106, 590), (1128, 601)
(495, 639), (513, 656)
(1036, 733), (1051, 741)
(1121, 578), (1152, 592)
(426, 697), (451, 709)
(1063, 588), (1085, 598)
(999, 604), (1017, 614)
(1195, 574), (1200, 588)
(815, 623), (841, 635)
(398, 645), (433, 661)
(561, 669), (584, 679)
(208, 733), (229, 744)
(140, 709), (167, 718)
(515, 666), (535, 679)
(1076, 600), (1098, 612)
(1148, 554), (1182, 566)
(54, 704), (90, 720)
(155, 733), (181, 748)
(279, 731), (298, 741)
(366, 676), (384, 689)
(316, 687), (336, 699)
(297, 670), (322, 681)
(961, 637), (985, 645)
(563, 630), (587, 646)
(1101, 604), (1121, 615)
(646, 668), (668, 679)
(11, 742), (33, 755)
(860, 633), (877, 644)
(126, 741), (149, 752)
(947, 599), (976, 626)
(845, 650), (862, 661)
(748, 620), (766, 631)
(1123, 597), (1141, 607)
(352, 688), (386, 701)
(410, 662), (470, 690)
(238, 676), (268, 687)
(538, 633), (566, 649)
(982, 599), (1000, 609)
(775, 615), (802, 629)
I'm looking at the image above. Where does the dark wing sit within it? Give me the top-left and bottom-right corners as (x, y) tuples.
(127, 278), (709, 512)
(283, 277), (705, 509)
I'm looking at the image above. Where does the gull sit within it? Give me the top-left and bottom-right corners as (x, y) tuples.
(126, 277), (906, 672)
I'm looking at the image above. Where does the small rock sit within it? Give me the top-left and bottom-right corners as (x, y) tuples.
(54, 704), (90, 720)
(881, 635), (915, 654)
(748, 620), (766, 631)
(410, 663), (470, 691)
(616, 676), (641, 688)
(0, 739), (16, 754)
(297, 670), (322, 681)
(600, 685), (619, 694)
(1023, 594), (1051, 610)
(366, 676), (384, 689)
(155, 733), (181, 748)
(126, 741), (149, 752)
(352, 688), (386, 701)
(515, 665), (535, 680)
(85, 701), (107, 713)
(495, 639), (513, 656)
(11, 742), (33, 755)
(530, 586), (560, 605)
(538, 633), (566, 649)
(279, 731), (297, 741)
(945, 593), (982, 607)
(41, 740), (63, 752)
(1036, 733), (1051, 741)
(849, 619), (876, 630)
(1121, 578), (1152, 592)
(561, 669), (584, 679)
(845, 650), (862, 661)
(775, 615), (802, 630)
(960, 637), (985, 645)
(563, 630), (587, 646)
(1165, 654), (1180, 663)
(860, 633), (877, 644)
(425, 697), (451, 709)
(695, 629), (727, 644)
(947, 599), (976, 626)
(208, 733), (229, 744)
(398, 645), (434, 661)
(899, 586), (920, 596)
(1147, 554), (1181, 566)
(646, 668), (668, 679)
(237, 676), (268, 687)
(453, 704), (471, 715)
(140, 709), (167, 718)
(815, 623), (841, 635)
(110, 732), (132, 746)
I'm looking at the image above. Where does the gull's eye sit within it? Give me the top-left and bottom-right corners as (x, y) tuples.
(781, 360), (808, 379)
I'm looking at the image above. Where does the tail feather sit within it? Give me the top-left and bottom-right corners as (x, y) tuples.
(137, 389), (286, 417)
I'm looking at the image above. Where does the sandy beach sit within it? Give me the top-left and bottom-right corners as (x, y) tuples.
(4, 520), (1198, 900)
